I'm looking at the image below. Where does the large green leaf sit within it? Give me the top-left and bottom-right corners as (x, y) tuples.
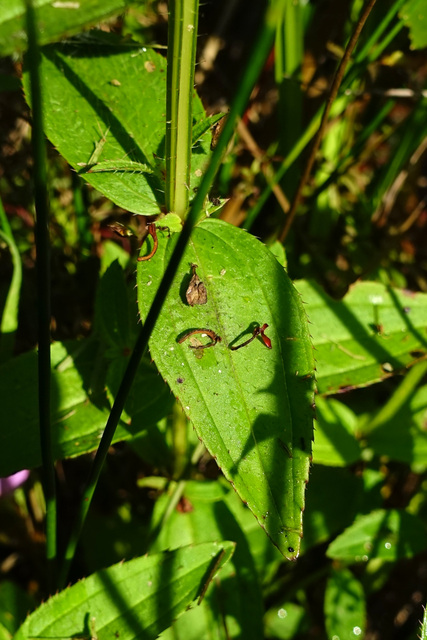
(151, 481), (264, 640)
(0, 339), (173, 476)
(0, 0), (129, 56)
(298, 280), (427, 394)
(326, 509), (427, 562)
(22, 35), (217, 216)
(14, 543), (235, 640)
(137, 218), (316, 560)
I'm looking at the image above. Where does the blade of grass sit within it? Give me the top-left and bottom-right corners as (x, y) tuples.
(57, 0), (286, 588)
(0, 199), (22, 362)
(275, 0), (304, 198)
(355, 0), (406, 63)
(361, 360), (427, 436)
(25, 0), (56, 591)
(279, 0), (377, 243)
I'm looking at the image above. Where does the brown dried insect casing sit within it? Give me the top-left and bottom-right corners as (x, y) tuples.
(186, 264), (207, 306)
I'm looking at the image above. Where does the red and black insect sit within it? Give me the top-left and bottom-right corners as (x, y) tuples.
(230, 323), (272, 351)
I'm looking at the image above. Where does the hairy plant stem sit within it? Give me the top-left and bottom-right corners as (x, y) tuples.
(166, 0), (199, 218)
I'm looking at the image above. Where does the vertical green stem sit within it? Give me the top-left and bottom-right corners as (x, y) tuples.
(25, 0), (56, 591)
(275, 0), (303, 197)
(166, 0), (199, 218)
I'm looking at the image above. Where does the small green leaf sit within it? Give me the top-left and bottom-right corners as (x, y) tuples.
(400, 0), (427, 49)
(15, 543), (235, 640)
(151, 481), (263, 640)
(0, 0), (129, 56)
(313, 397), (361, 467)
(324, 567), (366, 640)
(326, 509), (427, 562)
(137, 218), (315, 560)
(298, 280), (427, 393)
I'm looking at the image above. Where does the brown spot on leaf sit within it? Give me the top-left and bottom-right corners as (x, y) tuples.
(186, 264), (207, 306)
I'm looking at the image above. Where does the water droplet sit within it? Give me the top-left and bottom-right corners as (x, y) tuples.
(385, 542), (392, 549)
(353, 626), (362, 635)
(277, 608), (287, 619)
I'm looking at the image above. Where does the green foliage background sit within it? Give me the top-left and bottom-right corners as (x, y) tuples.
(0, 0), (427, 639)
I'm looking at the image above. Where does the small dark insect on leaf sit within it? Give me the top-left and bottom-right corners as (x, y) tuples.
(210, 114), (227, 150)
(186, 264), (207, 306)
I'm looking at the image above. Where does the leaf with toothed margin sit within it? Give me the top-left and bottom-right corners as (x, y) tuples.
(137, 218), (316, 560)
(14, 542), (235, 640)
(22, 34), (222, 216)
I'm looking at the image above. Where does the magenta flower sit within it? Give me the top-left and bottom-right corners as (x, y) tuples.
(0, 470), (30, 497)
